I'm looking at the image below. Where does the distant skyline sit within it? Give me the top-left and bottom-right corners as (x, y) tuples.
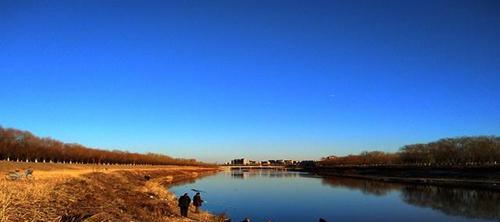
(1, 0), (499, 163)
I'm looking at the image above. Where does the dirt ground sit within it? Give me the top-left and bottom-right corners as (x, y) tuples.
(0, 161), (224, 222)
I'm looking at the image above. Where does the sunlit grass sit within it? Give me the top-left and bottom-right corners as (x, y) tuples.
(0, 176), (69, 221)
(0, 161), (221, 222)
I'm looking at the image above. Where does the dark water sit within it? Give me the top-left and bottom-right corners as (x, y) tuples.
(170, 169), (500, 222)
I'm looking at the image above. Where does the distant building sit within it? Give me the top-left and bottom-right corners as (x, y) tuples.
(323, 155), (338, 160)
(249, 160), (258, 165)
(268, 160), (286, 165)
(229, 158), (303, 166)
(299, 160), (316, 169)
(283, 160), (298, 165)
(231, 158), (250, 165)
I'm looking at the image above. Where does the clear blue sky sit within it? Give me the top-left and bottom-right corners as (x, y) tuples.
(1, 0), (499, 163)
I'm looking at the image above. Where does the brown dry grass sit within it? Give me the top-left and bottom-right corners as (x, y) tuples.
(0, 161), (223, 222)
(0, 175), (69, 221)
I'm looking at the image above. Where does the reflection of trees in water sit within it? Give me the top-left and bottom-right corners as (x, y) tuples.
(168, 172), (219, 187)
(321, 176), (500, 220)
(321, 176), (402, 196)
(229, 170), (301, 179)
(168, 177), (199, 187)
(401, 185), (500, 220)
(266, 171), (300, 178)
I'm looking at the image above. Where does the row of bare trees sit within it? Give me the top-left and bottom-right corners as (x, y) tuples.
(0, 126), (206, 166)
(319, 151), (399, 166)
(319, 136), (500, 167)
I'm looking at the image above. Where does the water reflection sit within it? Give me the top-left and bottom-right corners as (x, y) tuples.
(321, 176), (402, 196)
(170, 170), (500, 222)
(229, 169), (301, 179)
(401, 185), (500, 221)
(321, 176), (500, 221)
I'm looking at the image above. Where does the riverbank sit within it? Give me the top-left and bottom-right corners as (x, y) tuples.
(304, 165), (500, 190)
(0, 161), (224, 222)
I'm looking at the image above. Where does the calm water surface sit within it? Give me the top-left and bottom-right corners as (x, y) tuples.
(170, 170), (500, 222)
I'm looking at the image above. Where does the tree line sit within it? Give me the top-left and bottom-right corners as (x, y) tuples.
(318, 136), (500, 167)
(0, 126), (207, 166)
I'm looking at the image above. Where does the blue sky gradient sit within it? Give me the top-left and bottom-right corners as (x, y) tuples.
(1, 0), (499, 162)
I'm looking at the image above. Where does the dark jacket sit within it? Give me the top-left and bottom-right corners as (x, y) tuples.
(178, 195), (191, 208)
(193, 194), (203, 207)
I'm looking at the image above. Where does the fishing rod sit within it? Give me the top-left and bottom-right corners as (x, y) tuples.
(191, 188), (207, 193)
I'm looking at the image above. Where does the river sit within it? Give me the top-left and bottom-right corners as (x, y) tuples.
(170, 169), (500, 222)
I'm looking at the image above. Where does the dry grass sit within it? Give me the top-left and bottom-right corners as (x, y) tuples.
(0, 161), (222, 222)
(0, 176), (69, 221)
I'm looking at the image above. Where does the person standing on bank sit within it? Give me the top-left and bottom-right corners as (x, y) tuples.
(193, 192), (204, 213)
(178, 193), (191, 217)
